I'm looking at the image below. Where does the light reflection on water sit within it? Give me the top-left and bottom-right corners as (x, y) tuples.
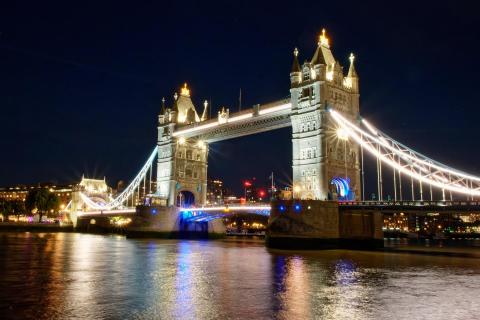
(0, 233), (480, 319)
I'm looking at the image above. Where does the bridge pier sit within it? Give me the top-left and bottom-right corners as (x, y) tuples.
(126, 205), (226, 239)
(266, 200), (383, 249)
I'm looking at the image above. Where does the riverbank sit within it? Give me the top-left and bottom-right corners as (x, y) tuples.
(0, 222), (74, 232)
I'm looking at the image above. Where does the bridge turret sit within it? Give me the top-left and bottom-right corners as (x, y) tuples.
(290, 48), (301, 85)
(170, 92), (179, 123)
(201, 100), (209, 121)
(158, 97), (171, 125)
(343, 53), (359, 93)
(174, 83), (201, 125)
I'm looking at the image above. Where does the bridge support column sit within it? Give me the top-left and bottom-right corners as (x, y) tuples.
(266, 200), (383, 249)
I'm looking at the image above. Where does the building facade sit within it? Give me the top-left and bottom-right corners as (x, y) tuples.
(157, 84), (209, 207)
(290, 29), (361, 200)
(206, 179), (224, 205)
(0, 183), (73, 210)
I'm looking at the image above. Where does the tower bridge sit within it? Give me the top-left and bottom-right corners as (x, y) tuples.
(72, 29), (480, 248)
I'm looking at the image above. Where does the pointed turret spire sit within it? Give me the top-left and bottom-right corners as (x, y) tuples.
(311, 29), (329, 66)
(172, 92), (179, 115)
(291, 48), (301, 73)
(347, 53), (358, 78)
(201, 100), (208, 121)
(319, 28), (329, 48)
(161, 97), (166, 113)
(180, 83), (190, 97)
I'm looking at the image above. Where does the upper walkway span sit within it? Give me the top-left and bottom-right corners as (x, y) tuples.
(173, 99), (291, 142)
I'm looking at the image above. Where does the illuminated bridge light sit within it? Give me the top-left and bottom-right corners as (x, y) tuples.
(329, 109), (480, 197)
(294, 204), (301, 212)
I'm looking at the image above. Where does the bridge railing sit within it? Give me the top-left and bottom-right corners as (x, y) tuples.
(339, 200), (480, 207)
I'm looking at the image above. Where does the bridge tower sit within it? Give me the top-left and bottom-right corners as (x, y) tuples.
(156, 84), (209, 207)
(290, 29), (361, 201)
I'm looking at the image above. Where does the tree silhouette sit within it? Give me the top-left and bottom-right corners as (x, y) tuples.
(25, 189), (60, 223)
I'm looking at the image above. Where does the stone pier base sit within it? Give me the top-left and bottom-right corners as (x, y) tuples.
(126, 205), (226, 239)
(266, 200), (383, 250)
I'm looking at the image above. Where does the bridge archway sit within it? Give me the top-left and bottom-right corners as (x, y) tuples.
(177, 190), (195, 207)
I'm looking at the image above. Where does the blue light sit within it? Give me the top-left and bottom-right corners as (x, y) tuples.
(151, 208), (157, 215)
(181, 210), (193, 220)
(279, 205), (286, 212)
(331, 177), (352, 200)
(294, 204), (301, 212)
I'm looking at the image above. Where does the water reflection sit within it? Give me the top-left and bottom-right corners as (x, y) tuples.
(0, 233), (480, 319)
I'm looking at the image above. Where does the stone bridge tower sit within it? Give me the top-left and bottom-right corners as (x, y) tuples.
(290, 29), (361, 201)
(157, 84), (209, 207)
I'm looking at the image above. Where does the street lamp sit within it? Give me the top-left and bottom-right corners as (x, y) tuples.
(293, 185), (301, 199)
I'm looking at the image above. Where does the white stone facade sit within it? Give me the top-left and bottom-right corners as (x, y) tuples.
(157, 86), (208, 207)
(290, 31), (360, 200)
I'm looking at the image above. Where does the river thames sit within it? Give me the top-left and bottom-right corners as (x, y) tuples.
(1, 232), (479, 319)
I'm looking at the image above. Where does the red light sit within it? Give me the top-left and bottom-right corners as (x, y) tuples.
(258, 190), (266, 197)
(244, 181), (252, 187)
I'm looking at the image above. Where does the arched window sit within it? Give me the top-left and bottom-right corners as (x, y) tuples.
(186, 150), (193, 160)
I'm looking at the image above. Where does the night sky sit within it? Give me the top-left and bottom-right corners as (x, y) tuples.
(1, 1), (480, 196)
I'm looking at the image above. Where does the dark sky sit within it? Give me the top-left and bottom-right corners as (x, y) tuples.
(1, 1), (480, 196)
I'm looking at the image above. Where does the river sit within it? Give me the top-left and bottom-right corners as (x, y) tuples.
(0, 232), (479, 319)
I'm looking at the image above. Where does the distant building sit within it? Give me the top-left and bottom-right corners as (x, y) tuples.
(0, 176), (112, 211)
(243, 179), (257, 202)
(279, 186), (293, 200)
(0, 183), (74, 210)
(206, 179), (224, 205)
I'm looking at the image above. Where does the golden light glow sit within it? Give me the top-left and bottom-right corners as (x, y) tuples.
(326, 61), (334, 81)
(349, 53), (355, 64)
(293, 185), (302, 193)
(336, 127), (349, 140)
(197, 140), (205, 149)
(343, 77), (352, 89)
(319, 28), (330, 48)
(178, 137), (186, 145)
(326, 70), (334, 81)
(180, 83), (190, 96)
